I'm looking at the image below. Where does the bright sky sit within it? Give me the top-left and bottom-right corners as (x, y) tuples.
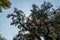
(0, 0), (60, 40)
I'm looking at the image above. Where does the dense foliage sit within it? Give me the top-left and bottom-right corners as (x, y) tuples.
(7, 2), (60, 40)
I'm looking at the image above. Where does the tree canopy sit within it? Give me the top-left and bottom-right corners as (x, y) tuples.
(7, 2), (60, 40)
(0, 0), (11, 12)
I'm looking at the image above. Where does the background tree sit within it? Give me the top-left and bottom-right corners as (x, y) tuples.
(50, 8), (60, 40)
(0, 0), (11, 12)
(0, 34), (7, 40)
(7, 2), (60, 40)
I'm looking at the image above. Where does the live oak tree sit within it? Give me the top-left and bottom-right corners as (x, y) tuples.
(7, 2), (60, 40)
(0, 0), (11, 12)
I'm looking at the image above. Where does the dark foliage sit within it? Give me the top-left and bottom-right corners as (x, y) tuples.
(7, 2), (60, 40)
